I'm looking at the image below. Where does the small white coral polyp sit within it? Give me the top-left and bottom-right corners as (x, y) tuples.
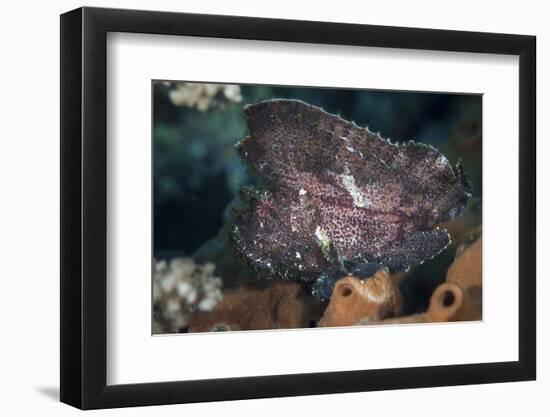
(166, 82), (242, 111)
(153, 257), (223, 333)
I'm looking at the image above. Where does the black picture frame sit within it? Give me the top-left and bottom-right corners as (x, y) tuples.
(60, 6), (536, 410)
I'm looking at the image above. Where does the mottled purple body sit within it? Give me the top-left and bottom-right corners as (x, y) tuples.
(231, 99), (471, 283)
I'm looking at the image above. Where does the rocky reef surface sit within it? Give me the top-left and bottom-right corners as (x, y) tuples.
(154, 231), (482, 332)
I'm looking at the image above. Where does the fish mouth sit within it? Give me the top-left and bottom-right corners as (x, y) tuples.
(435, 162), (473, 224)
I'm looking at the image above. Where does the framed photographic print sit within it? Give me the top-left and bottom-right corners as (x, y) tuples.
(60, 6), (536, 409)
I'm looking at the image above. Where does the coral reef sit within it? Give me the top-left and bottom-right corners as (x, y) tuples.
(153, 257), (223, 333)
(166, 82), (242, 111)
(188, 282), (315, 332)
(230, 99), (472, 296)
(319, 269), (402, 327)
(187, 235), (481, 332)
(155, 234), (482, 333)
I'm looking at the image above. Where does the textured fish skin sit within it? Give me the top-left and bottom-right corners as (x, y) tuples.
(230, 99), (472, 287)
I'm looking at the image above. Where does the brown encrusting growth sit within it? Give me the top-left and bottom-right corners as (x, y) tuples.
(187, 282), (312, 332)
(319, 270), (402, 327)
(231, 99), (472, 290)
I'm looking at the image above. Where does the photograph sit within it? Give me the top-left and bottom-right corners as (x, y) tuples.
(152, 81), (483, 334)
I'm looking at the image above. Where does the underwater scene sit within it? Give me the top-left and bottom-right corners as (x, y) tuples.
(152, 81), (482, 334)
